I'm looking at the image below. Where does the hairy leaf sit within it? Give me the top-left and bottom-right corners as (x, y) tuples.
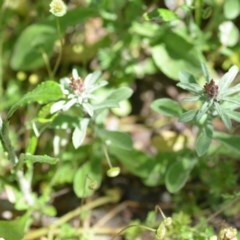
(7, 81), (63, 118)
(151, 98), (183, 117)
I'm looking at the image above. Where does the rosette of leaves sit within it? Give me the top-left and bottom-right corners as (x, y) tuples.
(152, 65), (240, 156)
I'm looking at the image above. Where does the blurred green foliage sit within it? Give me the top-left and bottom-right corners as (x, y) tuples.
(0, 0), (240, 239)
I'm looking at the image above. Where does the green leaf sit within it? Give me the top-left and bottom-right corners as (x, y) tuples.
(143, 8), (179, 22)
(52, 163), (76, 185)
(143, 162), (163, 186)
(214, 101), (232, 129)
(11, 24), (56, 70)
(176, 82), (203, 93)
(131, 21), (160, 38)
(178, 71), (198, 84)
(11, 7), (98, 71)
(50, 114), (78, 129)
(39, 8), (98, 31)
(201, 62), (211, 82)
(224, 109), (240, 123)
(94, 87), (133, 110)
(82, 102), (94, 117)
(97, 129), (133, 150)
(109, 147), (155, 179)
(20, 153), (58, 164)
(152, 31), (201, 80)
(111, 100), (132, 117)
(106, 87), (133, 102)
(84, 71), (101, 89)
(7, 81), (63, 119)
(151, 98), (183, 117)
(72, 118), (90, 149)
(222, 83), (240, 97)
(196, 101), (211, 121)
(222, 96), (240, 108)
(182, 96), (201, 102)
(218, 65), (239, 98)
(179, 110), (197, 122)
(196, 124), (213, 156)
(0, 213), (29, 240)
(165, 159), (193, 193)
(58, 8), (98, 30)
(73, 158), (102, 198)
(214, 131), (240, 155)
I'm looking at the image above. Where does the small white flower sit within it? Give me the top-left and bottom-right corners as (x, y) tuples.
(56, 69), (106, 114)
(49, 0), (67, 17)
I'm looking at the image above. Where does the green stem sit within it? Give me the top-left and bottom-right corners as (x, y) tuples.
(52, 17), (63, 77)
(0, 116), (34, 206)
(0, 117), (18, 164)
(195, 0), (203, 27)
(206, 195), (240, 223)
(103, 144), (113, 168)
(41, 50), (53, 79)
(0, 3), (6, 106)
(42, 18), (63, 79)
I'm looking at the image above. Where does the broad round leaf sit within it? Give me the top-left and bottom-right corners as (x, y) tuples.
(165, 160), (191, 193)
(11, 24), (56, 70)
(152, 31), (201, 80)
(97, 129), (133, 150)
(73, 159), (102, 198)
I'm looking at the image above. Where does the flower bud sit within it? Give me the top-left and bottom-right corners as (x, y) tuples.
(107, 167), (120, 177)
(49, 0), (67, 17)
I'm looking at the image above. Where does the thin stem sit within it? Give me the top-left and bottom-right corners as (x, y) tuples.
(0, 37), (3, 102)
(103, 144), (113, 168)
(0, 2), (6, 105)
(0, 117), (34, 206)
(52, 17), (63, 77)
(41, 50), (53, 79)
(195, 0), (203, 27)
(112, 224), (156, 240)
(0, 117), (18, 164)
(206, 196), (240, 223)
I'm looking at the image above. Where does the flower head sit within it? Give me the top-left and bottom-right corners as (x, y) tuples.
(49, 0), (67, 17)
(51, 69), (107, 117)
(177, 65), (240, 130)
